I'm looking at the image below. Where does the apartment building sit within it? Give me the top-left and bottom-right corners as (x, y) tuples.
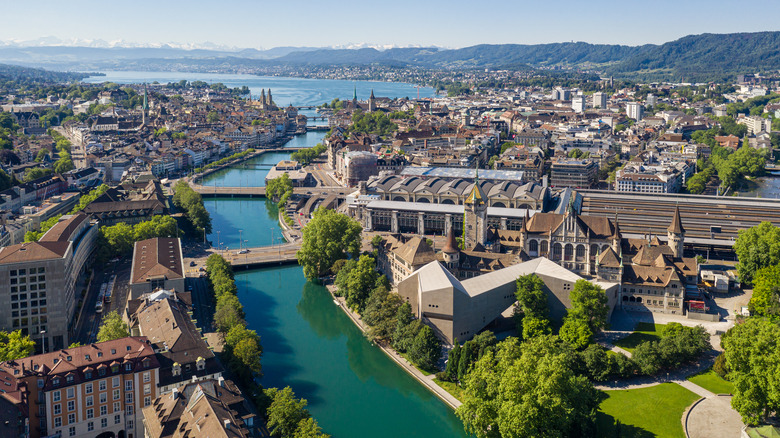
(128, 238), (185, 299)
(0, 213), (97, 351)
(0, 337), (160, 438)
(549, 159), (598, 188)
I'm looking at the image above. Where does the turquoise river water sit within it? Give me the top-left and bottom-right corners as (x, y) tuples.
(85, 72), (465, 437)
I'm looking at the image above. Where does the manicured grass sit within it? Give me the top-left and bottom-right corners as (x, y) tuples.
(596, 383), (700, 438)
(688, 369), (735, 395)
(433, 379), (464, 402)
(614, 322), (665, 352)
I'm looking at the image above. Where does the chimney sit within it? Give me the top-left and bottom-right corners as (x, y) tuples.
(171, 388), (179, 399)
(217, 376), (225, 388)
(223, 419), (231, 430)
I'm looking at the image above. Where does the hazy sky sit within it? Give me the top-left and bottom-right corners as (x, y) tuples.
(3, 0), (780, 49)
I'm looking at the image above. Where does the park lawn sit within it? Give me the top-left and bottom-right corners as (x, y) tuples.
(614, 322), (665, 352)
(688, 369), (735, 395)
(596, 383), (700, 438)
(433, 378), (464, 402)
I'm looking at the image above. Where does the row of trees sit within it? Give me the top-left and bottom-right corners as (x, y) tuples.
(95, 215), (178, 261)
(193, 148), (255, 174)
(333, 256), (443, 371)
(173, 181), (212, 236)
(290, 144), (326, 166)
(48, 129), (75, 174)
(204, 254), (263, 385)
(264, 387), (329, 438)
(733, 222), (780, 318)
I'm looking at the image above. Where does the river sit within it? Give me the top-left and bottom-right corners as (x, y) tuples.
(84, 72), (464, 436)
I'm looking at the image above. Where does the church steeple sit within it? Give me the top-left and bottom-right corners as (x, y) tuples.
(142, 83), (148, 125)
(464, 162), (488, 249)
(667, 205), (685, 258)
(368, 89), (376, 112)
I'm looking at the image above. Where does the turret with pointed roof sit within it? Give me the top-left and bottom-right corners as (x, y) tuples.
(464, 164), (488, 248)
(667, 205), (685, 258)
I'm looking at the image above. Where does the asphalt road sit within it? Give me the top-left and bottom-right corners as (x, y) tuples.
(73, 258), (132, 344)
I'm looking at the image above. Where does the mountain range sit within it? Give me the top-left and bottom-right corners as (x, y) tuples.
(2, 32), (780, 82)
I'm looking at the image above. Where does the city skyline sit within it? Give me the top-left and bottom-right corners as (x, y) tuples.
(3, 0), (780, 50)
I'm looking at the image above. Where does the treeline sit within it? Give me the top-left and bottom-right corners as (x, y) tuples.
(333, 253), (442, 372)
(290, 144), (326, 166)
(204, 254), (262, 384)
(687, 128), (766, 193)
(205, 255), (328, 437)
(96, 215), (179, 261)
(173, 181), (212, 235)
(347, 111), (397, 137)
(193, 148), (255, 174)
(266, 174), (293, 208)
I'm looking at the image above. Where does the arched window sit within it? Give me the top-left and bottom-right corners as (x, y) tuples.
(636, 297), (643, 303)
(564, 244), (574, 261)
(552, 243), (562, 261)
(529, 240), (539, 253)
(602, 244), (610, 252)
(540, 240), (549, 255)
(576, 245), (586, 260)
(591, 244), (599, 257)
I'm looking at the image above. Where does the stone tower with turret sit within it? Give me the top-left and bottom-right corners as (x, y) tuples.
(667, 205), (685, 258)
(464, 167), (488, 249)
(441, 230), (461, 275)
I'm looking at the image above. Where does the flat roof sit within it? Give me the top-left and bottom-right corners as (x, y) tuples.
(400, 166), (526, 181)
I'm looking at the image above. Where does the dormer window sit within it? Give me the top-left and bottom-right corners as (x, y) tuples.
(142, 359), (150, 368)
(125, 363), (132, 372)
(97, 352), (102, 358)
(111, 349), (116, 354)
(52, 378), (60, 386)
(98, 368), (106, 377)
(66, 375), (74, 383)
(111, 365), (118, 373)
(85, 371), (92, 379)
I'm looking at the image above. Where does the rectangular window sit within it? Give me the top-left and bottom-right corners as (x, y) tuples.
(126, 419), (133, 429)
(87, 422), (94, 432)
(125, 380), (132, 391)
(143, 372), (151, 383)
(99, 392), (107, 404)
(54, 417), (61, 428)
(67, 387), (74, 399)
(67, 413), (75, 425)
(126, 405), (133, 416)
(99, 380), (106, 391)
(144, 396), (151, 407)
(125, 393), (133, 404)
(113, 402), (120, 412)
(86, 408), (93, 419)
(115, 414), (121, 424)
(69, 426), (75, 437)
(101, 418), (107, 428)
(86, 396), (93, 407)
(53, 391), (61, 402)
(67, 400), (74, 411)
(112, 377), (119, 388)
(100, 405), (107, 416)
(144, 383), (151, 395)
(113, 389), (120, 400)
(53, 404), (61, 415)
(85, 383), (93, 394)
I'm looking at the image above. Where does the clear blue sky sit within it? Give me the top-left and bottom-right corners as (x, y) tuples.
(3, 0), (780, 49)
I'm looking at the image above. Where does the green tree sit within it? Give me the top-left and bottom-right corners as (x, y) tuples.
(456, 336), (599, 438)
(515, 274), (548, 318)
(97, 223), (134, 260)
(96, 311), (129, 342)
(0, 330), (35, 361)
(206, 111), (219, 123)
(408, 325), (442, 371)
(297, 208), (362, 280)
(734, 222), (780, 285)
(23, 167), (53, 182)
(34, 149), (49, 162)
(133, 215), (178, 241)
(266, 387), (311, 438)
(559, 316), (594, 350)
(293, 417), (330, 438)
(568, 280), (609, 332)
(362, 283), (402, 341)
(54, 156), (74, 174)
(722, 318), (780, 425)
(215, 294), (246, 333)
(343, 255), (378, 312)
(522, 316), (551, 340)
(750, 265), (780, 318)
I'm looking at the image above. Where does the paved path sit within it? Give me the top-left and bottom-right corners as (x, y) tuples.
(676, 379), (744, 438)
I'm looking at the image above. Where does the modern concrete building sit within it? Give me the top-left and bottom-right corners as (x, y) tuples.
(572, 95), (586, 113)
(0, 213), (97, 351)
(626, 102), (644, 121)
(550, 159), (598, 188)
(129, 238), (185, 299)
(593, 92), (607, 109)
(397, 258), (619, 344)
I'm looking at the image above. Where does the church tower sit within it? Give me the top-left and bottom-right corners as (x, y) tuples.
(142, 82), (149, 126)
(267, 89), (273, 106)
(464, 166), (488, 249)
(352, 86), (358, 108)
(368, 89), (376, 112)
(667, 205), (685, 258)
(611, 211), (621, 255)
(261, 89), (266, 106)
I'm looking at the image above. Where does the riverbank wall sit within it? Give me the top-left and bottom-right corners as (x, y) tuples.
(323, 283), (463, 411)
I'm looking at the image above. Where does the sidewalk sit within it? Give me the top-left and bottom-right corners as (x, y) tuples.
(325, 285), (462, 410)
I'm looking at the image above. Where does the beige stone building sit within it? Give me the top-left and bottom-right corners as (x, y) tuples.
(0, 213), (97, 351)
(129, 238), (185, 299)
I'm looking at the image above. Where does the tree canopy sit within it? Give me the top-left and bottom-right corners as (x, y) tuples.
(0, 330), (35, 361)
(96, 311), (130, 342)
(456, 336), (600, 438)
(297, 208), (362, 280)
(750, 265), (780, 319)
(734, 222), (780, 285)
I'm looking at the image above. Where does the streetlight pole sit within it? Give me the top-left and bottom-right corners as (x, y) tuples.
(40, 330), (46, 354)
(239, 229), (243, 252)
(217, 231), (221, 253)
